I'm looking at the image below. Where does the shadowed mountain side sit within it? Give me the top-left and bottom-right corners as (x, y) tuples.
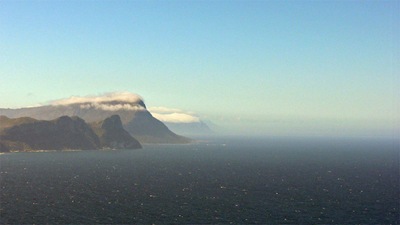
(0, 116), (100, 152)
(90, 115), (142, 149)
(0, 115), (142, 152)
(124, 111), (191, 144)
(0, 105), (138, 124)
(0, 115), (38, 130)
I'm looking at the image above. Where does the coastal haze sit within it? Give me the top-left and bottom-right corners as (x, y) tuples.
(1, 0), (399, 224)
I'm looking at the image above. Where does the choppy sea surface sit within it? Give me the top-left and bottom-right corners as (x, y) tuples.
(0, 136), (399, 224)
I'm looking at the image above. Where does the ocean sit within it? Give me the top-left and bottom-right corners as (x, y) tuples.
(0, 137), (399, 224)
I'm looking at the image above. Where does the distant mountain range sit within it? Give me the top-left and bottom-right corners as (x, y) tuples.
(0, 94), (190, 144)
(164, 121), (214, 137)
(0, 115), (141, 152)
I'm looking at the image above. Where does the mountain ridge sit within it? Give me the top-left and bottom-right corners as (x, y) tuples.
(164, 120), (214, 137)
(0, 115), (141, 152)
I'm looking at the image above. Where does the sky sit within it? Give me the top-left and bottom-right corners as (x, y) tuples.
(0, 0), (399, 138)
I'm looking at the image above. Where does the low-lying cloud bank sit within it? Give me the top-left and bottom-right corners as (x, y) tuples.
(79, 103), (145, 111)
(45, 92), (201, 121)
(47, 92), (145, 111)
(49, 92), (143, 105)
(148, 107), (200, 123)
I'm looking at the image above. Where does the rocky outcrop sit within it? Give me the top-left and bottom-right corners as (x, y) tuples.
(124, 110), (190, 144)
(0, 115), (37, 130)
(90, 115), (142, 149)
(0, 115), (141, 152)
(0, 116), (100, 151)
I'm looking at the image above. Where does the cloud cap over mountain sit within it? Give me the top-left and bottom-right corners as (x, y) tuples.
(49, 92), (144, 106)
(48, 92), (146, 112)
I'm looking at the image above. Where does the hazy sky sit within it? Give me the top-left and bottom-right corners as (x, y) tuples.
(1, 0), (399, 137)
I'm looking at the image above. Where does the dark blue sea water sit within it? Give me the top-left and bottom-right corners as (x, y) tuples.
(0, 137), (399, 224)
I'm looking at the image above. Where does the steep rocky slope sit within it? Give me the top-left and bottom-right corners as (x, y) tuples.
(0, 115), (141, 152)
(90, 115), (142, 149)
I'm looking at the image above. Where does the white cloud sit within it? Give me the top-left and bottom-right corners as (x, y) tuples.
(46, 92), (146, 111)
(147, 106), (183, 114)
(148, 107), (200, 123)
(46, 93), (201, 120)
(151, 112), (200, 123)
(49, 92), (143, 105)
(80, 103), (145, 111)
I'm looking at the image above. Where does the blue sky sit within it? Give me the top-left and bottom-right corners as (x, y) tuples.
(0, 0), (399, 137)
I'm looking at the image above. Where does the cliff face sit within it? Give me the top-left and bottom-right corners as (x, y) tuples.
(0, 115), (141, 152)
(124, 110), (190, 144)
(0, 116), (100, 151)
(90, 115), (142, 149)
(0, 116), (37, 130)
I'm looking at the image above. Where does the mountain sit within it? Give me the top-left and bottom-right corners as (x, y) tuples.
(0, 115), (141, 152)
(0, 94), (190, 144)
(164, 120), (214, 137)
(0, 115), (37, 130)
(90, 115), (142, 149)
(123, 110), (190, 144)
(0, 116), (100, 152)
